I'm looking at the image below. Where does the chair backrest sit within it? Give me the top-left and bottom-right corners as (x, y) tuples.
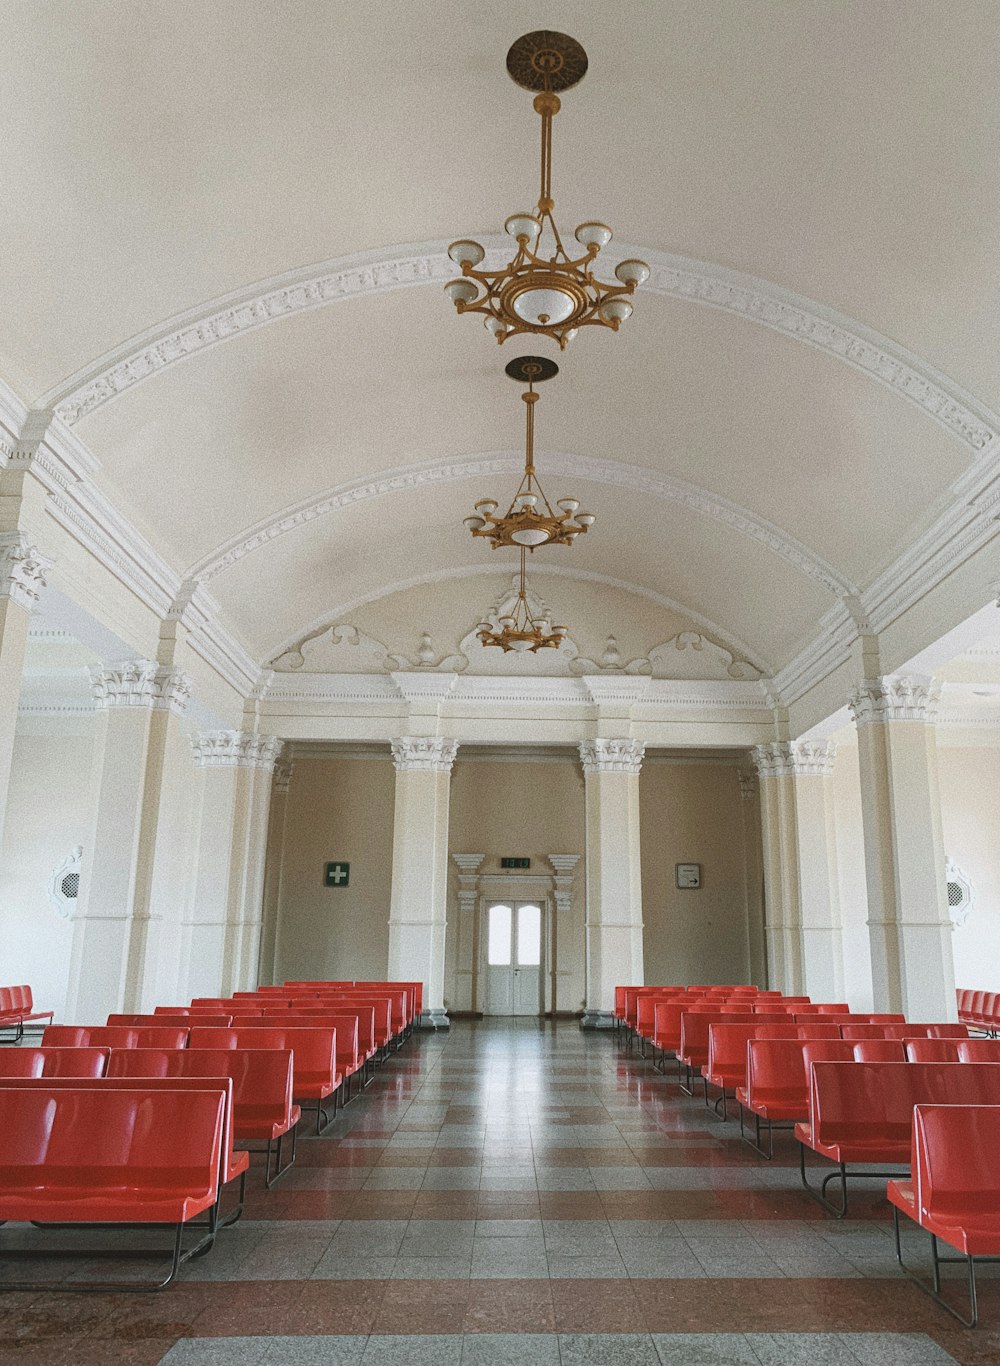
(813, 1004), (852, 1015)
(188, 1026), (337, 1089)
(852, 1040), (907, 1062)
(912, 1105), (1000, 1217)
(956, 1039), (1000, 1063)
(0, 1046), (109, 1078)
(652, 1000), (689, 1050)
(0, 1086), (225, 1185)
(796, 1024), (843, 1039)
(745, 1038), (825, 1111)
(42, 1025), (140, 1048)
(108, 1047), (294, 1132)
(679, 1012), (755, 1063)
(840, 1024), (892, 1039)
(807, 1061), (1000, 1149)
(905, 1039), (960, 1063)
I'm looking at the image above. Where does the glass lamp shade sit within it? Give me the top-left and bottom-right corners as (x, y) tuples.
(498, 615), (516, 628)
(464, 516), (486, 530)
(556, 498), (580, 512)
(563, 327), (579, 343)
(518, 494), (539, 507)
(505, 213), (542, 241)
(537, 620), (552, 635)
(511, 527), (551, 547)
(615, 258), (650, 286)
(484, 316), (509, 338)
(444, 278), (479, 305)
(508, 637), (535, 653)
(510, 285), (577, 326)
(600, 297), (633, 324)
(448, 239), (486, 267)
(476, 621), (492, 635)
(575, 221), (613, 250)
(474, 499), (499, 513)
(575, 512), (596, 526)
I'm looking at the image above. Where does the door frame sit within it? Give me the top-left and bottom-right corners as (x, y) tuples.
(477, 874), (553, 1016)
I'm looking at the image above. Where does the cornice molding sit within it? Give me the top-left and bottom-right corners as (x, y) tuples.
(847, 675), (942, 726)
(90, 659), (192, 714)
(0, 533), (53, 613)
(390, 736), (459, 773)
(751, 739), (836, 778)
(41, 240), (998, 452)
(191, 729), (284, 769)
(579, 737), (645, 775)
(193, 451), (853, 611)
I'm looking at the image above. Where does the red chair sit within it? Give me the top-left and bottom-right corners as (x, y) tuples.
(889, 1104), (1000, 1326)
(797, 1061), (1000, 1217)
(737, 1039), (852, 1158)
(905, 1040), (960, 1063)
(677, 1012), (756, 1093)
(109, 1047), (300, 1189)
(189, 1026), (340, 1133)
(0, 985), (54, 1041)
(0, 1047), (109, 1078)
(0, 1086), (225, 1290)
(852, 1040), (907, 1062)
(957, 1039), (1000, 1062)
(42, 1026), (140, 1048)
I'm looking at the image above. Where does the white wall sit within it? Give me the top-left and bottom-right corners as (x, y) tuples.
(0, 719), (95, 1021)
(939, 741), (1000, 991)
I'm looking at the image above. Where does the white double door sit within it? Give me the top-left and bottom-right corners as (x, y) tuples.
(485, 901), (542, 1016)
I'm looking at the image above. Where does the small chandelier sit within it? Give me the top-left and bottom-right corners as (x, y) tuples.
(464, 356), (594, 549)
(444, 30), (650, 349)
(477, 549), (568, 653)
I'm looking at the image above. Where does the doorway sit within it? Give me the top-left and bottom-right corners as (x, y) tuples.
(485, 901), (543, 1015)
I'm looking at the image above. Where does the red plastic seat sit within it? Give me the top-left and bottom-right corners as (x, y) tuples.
(957, 1039), (1000, 1062)
(42, 1025), (140, 1048)
(189, 1026), (340, 1132)
(906, 1039), (960, 1062)
(0, 1086), (225, 1290)
(852, 1040), (907, 1062)
(888, 1104), (1000, 1326)
(736, 1038), (851, 1157)
(0, 985), (54, 1040)
(0, 1047), (109, 1078)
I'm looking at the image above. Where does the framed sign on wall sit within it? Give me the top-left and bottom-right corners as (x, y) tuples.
(675, 863), (701, 889)
(324, 861), (350, 887)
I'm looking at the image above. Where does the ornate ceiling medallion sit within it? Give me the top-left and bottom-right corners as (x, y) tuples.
(445, 30), (649, 349)
(463, 357), (594, 550)
(476, 548), (568, 653)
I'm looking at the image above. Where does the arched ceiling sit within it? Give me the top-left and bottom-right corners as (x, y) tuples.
(2, 1), (998, 679)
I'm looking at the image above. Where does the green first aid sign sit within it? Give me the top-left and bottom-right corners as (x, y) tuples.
(324, 862), (350, 887)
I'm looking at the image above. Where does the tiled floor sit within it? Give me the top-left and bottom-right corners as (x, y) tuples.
(2, 1020), (998, 1364)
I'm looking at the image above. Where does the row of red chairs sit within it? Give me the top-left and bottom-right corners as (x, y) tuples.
(957, 988), (1000, 1034)
(0, 985), (53, 1041)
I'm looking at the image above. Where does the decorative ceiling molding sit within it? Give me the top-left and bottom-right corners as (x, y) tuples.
(261, 560), (772, 677)
(188, 451), (853, 608)
(40, 239), (998, 452)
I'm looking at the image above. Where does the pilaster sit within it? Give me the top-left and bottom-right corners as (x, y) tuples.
(388, 736), (458, 1028)
(579, 738), (644, 1028)
(0, 532), (53, 845)
(737, 769), (767, 986)
(452, 853), (485, 1013)
(848, 674), (956, 1019)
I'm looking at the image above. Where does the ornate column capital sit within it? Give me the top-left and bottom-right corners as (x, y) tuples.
(752, 740), (836, 778)
(579, 737), (645, 776)
(191, 730), (284, 769)
(548, 853), (580, 914)
(0, 532), (53, 613)
(848, 675), (942, 726)
(91, 660), (192, 715)
(391, 736), (459, 773)
(452, 853), (485, 876)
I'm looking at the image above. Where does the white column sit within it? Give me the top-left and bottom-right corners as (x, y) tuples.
(579, 738), (644, 1029)
(848, 675), (956, 1019)
(737, 770), (767, 987)
(751, 744), (802, 993)
(548, 853), (579, 1016)
(219, 734), (283, 995)
(259, 758), (293, 987)
(789, 743), (844, 1002)
(388, 736), (458, 1029)
(452, 852), (484, 1013)
(65, 660), (192, 1021)
(0, 534), (52, 837)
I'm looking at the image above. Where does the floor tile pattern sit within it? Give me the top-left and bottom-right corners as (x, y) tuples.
(1, 1020), (996, 1363)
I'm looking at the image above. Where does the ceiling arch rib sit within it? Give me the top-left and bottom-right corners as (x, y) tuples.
(41, 240), (999, 453)
(263, 561), (773, 677)
(188, 451), (857, 602)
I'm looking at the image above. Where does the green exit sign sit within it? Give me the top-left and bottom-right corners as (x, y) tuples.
(324, 862), (350, 887)
(501, 857), (530, 869)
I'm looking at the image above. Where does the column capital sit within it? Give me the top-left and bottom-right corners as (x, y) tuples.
(452, 853), (485, 875)
(391, 736), (458, 773)
(579, 737), (645, 775)
(0, 532), (53, 613)
(848, 674), (942, 726)
(191, 729), (284, 769)
(548, 853), (581, 875)
(91, 660), (192, 714)
(752, 740), (836, 778)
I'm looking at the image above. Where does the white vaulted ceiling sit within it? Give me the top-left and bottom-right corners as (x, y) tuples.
(2, 0), (998, 680)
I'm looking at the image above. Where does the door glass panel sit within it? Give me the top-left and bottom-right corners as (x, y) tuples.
(516, 903), (541, 966)
(488, 904), (512, 965)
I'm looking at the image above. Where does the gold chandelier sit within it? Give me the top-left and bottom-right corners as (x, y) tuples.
(463, 356), (594, 549)
(444, 30), (650, 349)
(476, 548), (568, 653)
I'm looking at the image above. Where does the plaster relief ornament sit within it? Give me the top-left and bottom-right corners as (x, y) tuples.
(570, 631), (762, 680)
(271, 623), (391, 673)
(387, 633), (468, 674)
